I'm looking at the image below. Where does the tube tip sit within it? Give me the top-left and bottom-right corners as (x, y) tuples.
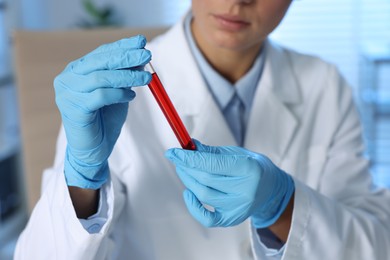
(144, 62), (155, 73)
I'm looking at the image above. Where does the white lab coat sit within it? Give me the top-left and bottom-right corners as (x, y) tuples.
(15, 16), (390, 260)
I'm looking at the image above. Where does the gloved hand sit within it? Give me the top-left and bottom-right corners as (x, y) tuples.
(165, 140), (295, 228)
(54, 35), (152, 189)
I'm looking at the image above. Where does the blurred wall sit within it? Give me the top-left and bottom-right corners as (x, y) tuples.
(19, 0), (191, 30)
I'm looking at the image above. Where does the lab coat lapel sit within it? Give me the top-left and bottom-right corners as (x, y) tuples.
(245, 41), (301, 164)
(190, 93), (237, 147)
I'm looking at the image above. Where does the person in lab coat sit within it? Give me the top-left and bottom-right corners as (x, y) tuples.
(15, 0), (390, 259)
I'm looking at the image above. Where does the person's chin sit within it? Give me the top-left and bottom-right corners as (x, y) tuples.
(212, 34), (250, 51)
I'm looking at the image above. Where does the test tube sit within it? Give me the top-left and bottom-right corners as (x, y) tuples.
(145, 63), (196, 150)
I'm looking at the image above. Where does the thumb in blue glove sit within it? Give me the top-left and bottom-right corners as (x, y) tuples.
(165, 139), (295, 228)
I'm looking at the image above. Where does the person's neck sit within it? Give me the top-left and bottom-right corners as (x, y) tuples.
(191, 24), (262, 84)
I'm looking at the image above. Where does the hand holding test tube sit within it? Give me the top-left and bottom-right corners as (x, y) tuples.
(145, 63), (196, 150)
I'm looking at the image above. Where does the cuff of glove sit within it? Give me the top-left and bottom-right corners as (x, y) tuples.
(251, 174), (295, 228)
(64, 148), (109, 190)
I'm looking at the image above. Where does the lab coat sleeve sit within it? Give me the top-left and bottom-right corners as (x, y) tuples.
(250, 222), (285, 259)
(79, 186), (109, 234)
(14, 127), (127, 260)
(281, 67), (390, 259)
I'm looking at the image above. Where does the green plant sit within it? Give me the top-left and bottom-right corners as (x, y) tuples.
(78, 0), (119, 28)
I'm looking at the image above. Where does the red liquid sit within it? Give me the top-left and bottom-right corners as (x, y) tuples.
(148, 73), (196, 150)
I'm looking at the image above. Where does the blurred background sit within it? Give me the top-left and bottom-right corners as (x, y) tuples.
(0, 0), (389, 258)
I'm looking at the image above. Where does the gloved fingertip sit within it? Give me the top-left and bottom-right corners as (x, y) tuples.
(192, 139), (203, 150)
(171, 148), (188, 161)
(183, 189), (193, 202)
(117, 90), (136, 104)
(183, 189), (200, 213)
(164, 149), (175, 160)
(192, 138), (201, 144)
(165, 148), (184, 162)
(135, 34), (147, 47)
(140, 71), (152, 86)
(193, 139), (215, 153)
(183, 190), (216, 228)
(140, 49), (152, 64)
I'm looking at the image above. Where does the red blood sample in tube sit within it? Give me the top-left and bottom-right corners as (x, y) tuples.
(147, 70), (196, 150)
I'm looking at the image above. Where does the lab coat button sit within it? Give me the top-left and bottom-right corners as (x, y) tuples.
(88, 224), (101, 233)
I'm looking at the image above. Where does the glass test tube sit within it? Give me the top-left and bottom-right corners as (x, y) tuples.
(145, 63), (196, 150)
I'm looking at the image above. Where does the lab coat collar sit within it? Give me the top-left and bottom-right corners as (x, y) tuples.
(153, 15), (302, 113)
(265, 41), (302, 105)
(244, 40), (301, 162)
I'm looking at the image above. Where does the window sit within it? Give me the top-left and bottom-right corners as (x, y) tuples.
(0, 0), (8, 77)
(270, 0), (390, 187)
(270, 0), (359, 88)
(0, 0), (23, 224)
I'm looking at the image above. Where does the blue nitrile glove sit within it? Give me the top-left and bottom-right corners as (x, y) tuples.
(54, 35), (152, 189)
(165, 140), (295, 228)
